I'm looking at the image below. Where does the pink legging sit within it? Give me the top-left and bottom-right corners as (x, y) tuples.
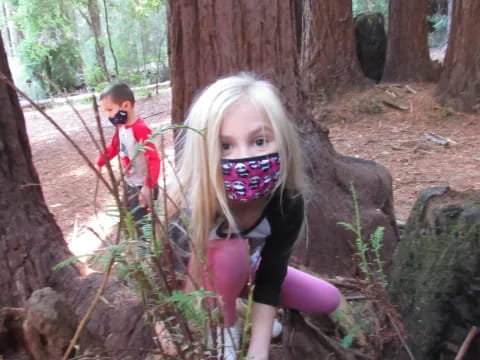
(201, 238), (341, 327)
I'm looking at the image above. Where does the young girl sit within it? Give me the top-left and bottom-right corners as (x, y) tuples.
(169, 73), (341, 360)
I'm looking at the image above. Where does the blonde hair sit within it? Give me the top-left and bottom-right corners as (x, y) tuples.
(170, 73), (306, 280)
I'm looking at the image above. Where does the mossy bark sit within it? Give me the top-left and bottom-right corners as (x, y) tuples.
(388, 187), (480, 359)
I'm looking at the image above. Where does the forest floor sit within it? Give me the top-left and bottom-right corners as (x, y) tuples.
(24, 82), (480, 256)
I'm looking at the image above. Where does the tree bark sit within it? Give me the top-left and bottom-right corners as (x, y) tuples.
(0, 34), (154, 358)
(300, 0), (368, 99)
(382, 0), (433, 82)
(168, 0), (398, 279)
(437, 0), (480, 113)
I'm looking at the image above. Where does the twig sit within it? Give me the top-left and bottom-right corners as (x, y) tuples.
(344, 295), (366, 301)
(455, 326), (479, 360)
(424, 131), (457, 147)
(143, 111), (168, 120)
(405, 85), (417, 94)
(387, 312), (415, 360)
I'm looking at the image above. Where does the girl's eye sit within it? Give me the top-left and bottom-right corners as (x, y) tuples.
(255, 138), (266, 146)
(222, 143), (231, 151)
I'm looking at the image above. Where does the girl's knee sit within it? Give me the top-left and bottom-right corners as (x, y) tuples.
(322, 283), (341, 314)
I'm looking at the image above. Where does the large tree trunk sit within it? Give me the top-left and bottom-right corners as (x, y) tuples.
(0, 34), (154, 358)
(437, 0), (480, 113)
(300, 0), (368, 98)
(382, 0), (433, 82)
(168, 0), (398, 281)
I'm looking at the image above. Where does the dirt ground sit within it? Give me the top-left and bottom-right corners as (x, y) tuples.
(24, 83), (480, 255)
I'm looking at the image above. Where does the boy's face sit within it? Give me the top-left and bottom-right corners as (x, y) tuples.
(100, 95), (131, 120)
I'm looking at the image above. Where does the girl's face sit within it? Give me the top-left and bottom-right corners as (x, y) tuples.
(220, 99), (277, 159)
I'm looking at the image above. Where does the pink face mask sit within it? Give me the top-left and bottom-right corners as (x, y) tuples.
(221, 153), (281, 201)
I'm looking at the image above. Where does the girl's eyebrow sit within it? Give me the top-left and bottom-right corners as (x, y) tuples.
(219, 134), (235, 140)
(250, 126), (273, 136)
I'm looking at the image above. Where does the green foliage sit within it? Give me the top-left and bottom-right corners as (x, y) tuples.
(331, 308), (360, 349)
(84, 65), (107, 88)
(161, 290), (211, 328)
(9, 0), (169, 94)
(352, 0), (388, 16)
(428, 14), (449, 48)
(15, 0), (82, 94)
(370, 226), (386, 286)
(338, 183), (387, 285)
(117, 72), (145, 86)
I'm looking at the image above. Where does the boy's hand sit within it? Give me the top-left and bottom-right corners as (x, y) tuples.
(139, 185), (152, 208)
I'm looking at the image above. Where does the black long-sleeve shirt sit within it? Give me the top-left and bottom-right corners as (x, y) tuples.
(169, 190), (305, 307)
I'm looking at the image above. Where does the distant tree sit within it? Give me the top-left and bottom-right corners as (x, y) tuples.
(437, 0), (480, 113)
(168, 0), (398, 279)
(77, 0), (110, 81)
(300, 0), (367, 99)
(382, 0), (433, 82)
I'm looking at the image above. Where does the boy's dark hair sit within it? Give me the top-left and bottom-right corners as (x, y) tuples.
(99, 83), (135, 106)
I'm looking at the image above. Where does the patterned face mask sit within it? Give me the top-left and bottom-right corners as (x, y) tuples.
(221, 153), (281, 201)
(108, 110), (128, 125)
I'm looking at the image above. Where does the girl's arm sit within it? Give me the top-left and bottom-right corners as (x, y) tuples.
(247, 302), (276, 360)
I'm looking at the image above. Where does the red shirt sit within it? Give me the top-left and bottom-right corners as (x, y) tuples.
(96, 118), (160, 188)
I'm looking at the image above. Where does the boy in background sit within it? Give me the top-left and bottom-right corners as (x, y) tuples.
(96, 83), (160, 228)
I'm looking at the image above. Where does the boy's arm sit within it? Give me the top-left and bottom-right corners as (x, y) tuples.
(96, 132), (120, 167)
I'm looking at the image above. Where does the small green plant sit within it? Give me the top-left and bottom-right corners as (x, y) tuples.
(162, 289), (212, 328)
(338, 182), (386, 285)
(332, 308), (360, 349)
(370, 226), (386, 286)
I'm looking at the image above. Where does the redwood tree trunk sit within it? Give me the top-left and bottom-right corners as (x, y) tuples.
(300, 0), (368, 98)
(168, 0), (398, 279)
(437, 0), (480, 113)
(0, 34), (154, 358)
(382, 0), (433, 82)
